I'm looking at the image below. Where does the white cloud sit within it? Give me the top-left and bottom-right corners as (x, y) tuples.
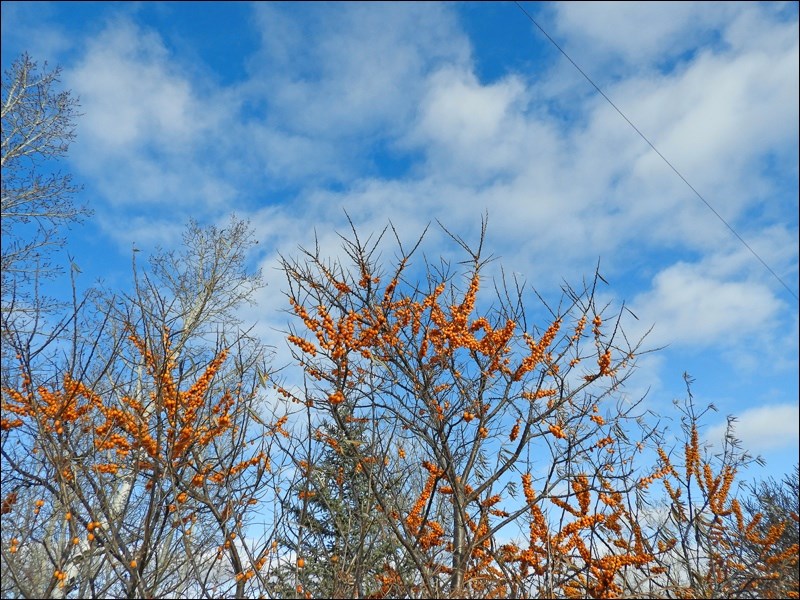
(1, 2), (73, 65)
(707, 403), (799, 453)
(60, 17), (248, 247)
(630, 261), (782, 349)
(408, 66), (530, 173)
(69, 19), (202, 153)
(246, 2), (470, 140)
(622, 29), (799, 188)
(550, 2), (740, 71)
(527, 2), (799, 261)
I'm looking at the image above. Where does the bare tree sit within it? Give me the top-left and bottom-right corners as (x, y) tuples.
(1, 53), (88, 289)
(1, 217), (280, 599)
(1, 52), (90, 415)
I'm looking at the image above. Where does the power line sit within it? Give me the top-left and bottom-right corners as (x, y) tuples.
(513, 1), (798, 302)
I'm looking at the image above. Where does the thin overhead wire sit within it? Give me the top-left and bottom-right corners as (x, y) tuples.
(513, 1), (798, 302)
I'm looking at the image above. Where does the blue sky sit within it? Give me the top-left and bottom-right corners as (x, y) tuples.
(2, 1), (798, 481)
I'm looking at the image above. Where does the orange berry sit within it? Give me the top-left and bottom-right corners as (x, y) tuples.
(297, 558), (305, 568)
